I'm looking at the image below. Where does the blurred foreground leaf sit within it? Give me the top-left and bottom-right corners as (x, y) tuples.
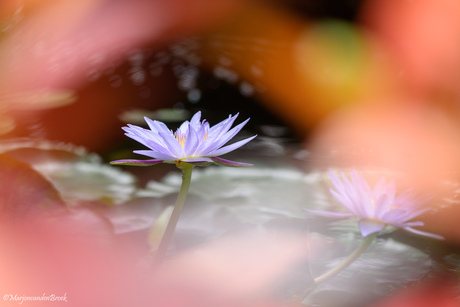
(0, 89), (76, 110)
(148, 230), (312, 307)
(0, 145), (114, 241)
(0, 154), (64, 220)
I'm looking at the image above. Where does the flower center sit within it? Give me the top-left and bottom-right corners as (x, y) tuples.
(372, 199), (398, 212)
(203, 130), (208, 142)
(173, 126), (208, 150)
(175, 132), (186, 148)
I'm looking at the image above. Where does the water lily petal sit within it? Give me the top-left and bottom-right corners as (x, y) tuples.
(358, 219), (386, 237)
(398, 221), (424, 227)
(177, 120), (190, 134)
(379, 208), (408, 224)
(374, 193), (391, 220)
(329, 170), (347, 196)
(199, 115), (240, 153)
(208, 114), (237, 139)
(207, 118), (252, 152)
(204, 119), (236, 150)
(125, 131), (169, 154)
(384, 179), (396, 202)
(189, 111), (202, 128)
(351, 171), (374, 217)
(207, 135), (257, 157)
(124, 129), (171, 154)
(182, 157), (213, 163)
(402, 206), (432, 221)
(372, 176), (388, 197)
(329, 188), (357, 213)
(340, 173), (367, 217)
(303, 208), (353, 218)
(211, 157), (253, 167)
(403, 227), (445, 240)
(110, 159), (164, 166)
(159, 132), (184, 158)
(180, 157), (213, 166)
(133, 150), (176, 161)
(351, 170), (372, 196)
(197, 121), (210, 143)
(123, 126), (159, 145)
(144, 117), (171, 134)
(205, 118), (250, 153)
(183, 123), (200, 156)
(142, 140), (173, 156)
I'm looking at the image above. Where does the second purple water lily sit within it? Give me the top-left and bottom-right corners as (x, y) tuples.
(305, 170), (443, 240)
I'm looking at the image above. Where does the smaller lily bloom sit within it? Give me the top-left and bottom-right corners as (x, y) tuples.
(111, 111), (256, 167)
(305, 170), (444, 240)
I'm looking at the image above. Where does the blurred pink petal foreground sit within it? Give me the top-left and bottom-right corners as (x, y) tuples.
(111, 111), (256, 167)
(305, 170), (444, 240)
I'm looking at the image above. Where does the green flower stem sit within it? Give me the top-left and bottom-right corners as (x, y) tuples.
(296, 232), (377, 305)
(314, 232), (376, 284)
(154, 163), (194, 264)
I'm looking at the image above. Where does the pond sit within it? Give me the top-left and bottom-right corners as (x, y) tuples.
(0, 134), (459, 307)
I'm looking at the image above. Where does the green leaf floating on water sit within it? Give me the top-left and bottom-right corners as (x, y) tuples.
(141, 166), (330, 223)
(0, 139), (137, 206)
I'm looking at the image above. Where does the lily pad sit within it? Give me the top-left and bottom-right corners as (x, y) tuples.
(149, 166), (329, 224)
(0, 139), (137, 206)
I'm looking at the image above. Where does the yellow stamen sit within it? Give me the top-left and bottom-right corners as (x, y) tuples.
(175, 133), (186, 148)
(373, 198), (397, 211)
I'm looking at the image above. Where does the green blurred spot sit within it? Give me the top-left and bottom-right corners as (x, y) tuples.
(149, 205), (174, 250)
(119, 108), (190, 125)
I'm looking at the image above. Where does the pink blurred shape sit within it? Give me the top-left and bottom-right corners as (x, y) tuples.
(0, 0), (241, 92)
(149, 230), (316, 306)
(361, 0), (460, 93)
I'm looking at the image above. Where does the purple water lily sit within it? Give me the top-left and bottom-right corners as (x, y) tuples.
(305, 170), (443, 240)
(111, 111), (256, 167)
